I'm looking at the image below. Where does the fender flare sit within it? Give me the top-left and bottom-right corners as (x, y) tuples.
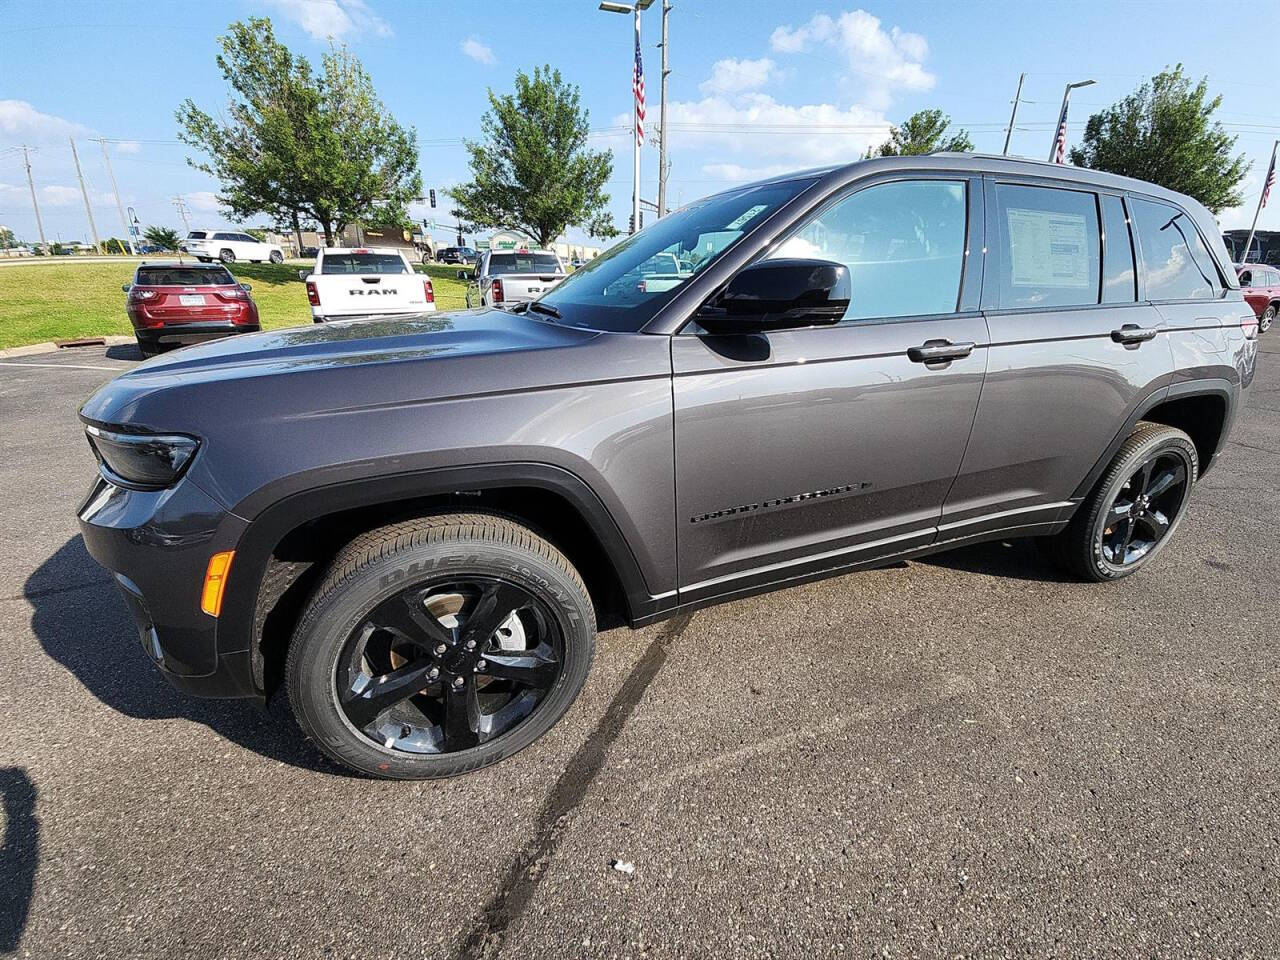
(215, 462), (661, 669)
(1069, 378), (1235, 501)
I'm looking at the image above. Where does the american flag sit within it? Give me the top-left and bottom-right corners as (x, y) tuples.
(1052, 96), (1070, 164)
(633, 34), (646, 146)
(1263, 149), (1277, 208)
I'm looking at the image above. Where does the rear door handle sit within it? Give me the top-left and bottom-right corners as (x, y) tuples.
(907, 339), (975, 364)
(1111, 324), (1158, 344)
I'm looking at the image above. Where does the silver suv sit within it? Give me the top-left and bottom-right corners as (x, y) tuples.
(78, 154), (1258, 779)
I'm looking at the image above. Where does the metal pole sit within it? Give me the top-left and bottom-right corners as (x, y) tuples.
(1049, 84), (1071, 162)
(632, 6), (642, 234)
(656, 0), (671, 217)
(96, 138), (135, 255)
(21, 145), (46, 250)
(69, 137), (102, 253)
(1002, 72), (1025, 156)
(1242, 139), (1278, 264)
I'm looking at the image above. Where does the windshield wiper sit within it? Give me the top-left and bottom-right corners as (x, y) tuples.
(527, 301), (562, 320)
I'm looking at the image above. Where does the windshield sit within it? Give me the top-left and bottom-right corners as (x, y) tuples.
(488, 253), (562, 275)
(137, 266), (235, 286)
(321, 253), (409, 275)
(538, 178), (816, 332)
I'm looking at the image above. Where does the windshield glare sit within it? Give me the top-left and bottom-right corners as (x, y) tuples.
(537, 178), (815, 332)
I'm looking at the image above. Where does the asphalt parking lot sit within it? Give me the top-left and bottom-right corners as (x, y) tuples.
(2, 338), (1279, 959)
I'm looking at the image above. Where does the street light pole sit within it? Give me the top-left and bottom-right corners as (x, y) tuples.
(1242, 139), (1279, 264)
(1049, 79), (1095, 163)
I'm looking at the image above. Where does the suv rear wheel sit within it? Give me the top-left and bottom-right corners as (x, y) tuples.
(286, 513), (597, 779)
(219, 248), (236, 264)
(1048, 421), (1197, 582)
(269, 250), (283, 264)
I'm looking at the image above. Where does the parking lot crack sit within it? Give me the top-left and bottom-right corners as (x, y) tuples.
(453, 612), (694, 960)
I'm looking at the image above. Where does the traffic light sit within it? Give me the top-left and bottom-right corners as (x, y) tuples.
(429, 189), (437, 208)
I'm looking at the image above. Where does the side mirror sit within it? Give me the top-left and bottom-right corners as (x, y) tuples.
(121, 283), (131, 293)
(457, 269), (470, 281)
(297, 269), (309, 281)
(240, 283), (252, 292)
(697, 258), (850, 334)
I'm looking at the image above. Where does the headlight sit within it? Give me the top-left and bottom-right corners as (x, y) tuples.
(85, 426), (199, 488)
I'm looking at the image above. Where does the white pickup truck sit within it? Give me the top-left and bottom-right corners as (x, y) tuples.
(464, 250), (567, 309)
(301, 247), (436, 323)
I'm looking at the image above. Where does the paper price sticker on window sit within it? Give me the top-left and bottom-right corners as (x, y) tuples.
(1007, 208), (1090, 289)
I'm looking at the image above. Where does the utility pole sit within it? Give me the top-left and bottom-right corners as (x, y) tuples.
(1002, 72), (1025, 156)
(68, 137), (102, 253)
(171, 195), (191, 233)
(1242, 139), (1279, 265)
(95, 138), (135, 255)
(20, 145), (46, 250)
(656, 0), (671, 218)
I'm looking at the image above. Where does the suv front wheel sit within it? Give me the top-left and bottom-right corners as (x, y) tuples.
(1048, 421), (1198, 582)
(287, 513), (597, 779)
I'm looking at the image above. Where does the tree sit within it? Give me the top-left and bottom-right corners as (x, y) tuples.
(144, 226), (182, 250)
(1070, 65), (1248, 214)
(867, 109), (973, 158)
(177, 17), (422, 246)
(448, 66), (617, 248)
(0, 227), (15, 249)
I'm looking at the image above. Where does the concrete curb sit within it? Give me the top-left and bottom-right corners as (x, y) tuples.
(0, 336), (134, 359)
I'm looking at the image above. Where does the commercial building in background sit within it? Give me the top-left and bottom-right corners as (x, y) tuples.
(482, 230), (601, 262)
(1223, 229), (1280, 265)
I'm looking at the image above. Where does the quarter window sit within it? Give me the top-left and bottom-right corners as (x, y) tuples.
(992, 183), (1100, 309)
(1130, 198), (1220, 301)
(770, 179), (967, 321)
(1101, 195), (1137, 303)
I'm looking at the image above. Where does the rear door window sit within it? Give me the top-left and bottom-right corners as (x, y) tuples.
(320, 252), (410, 274)
(992, 183), (1101, 309)
(1130, 197), (1220, 301)
(136, 266), (235, 286)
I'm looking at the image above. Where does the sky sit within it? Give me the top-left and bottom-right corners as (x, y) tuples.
(1, 0), (1278, 249)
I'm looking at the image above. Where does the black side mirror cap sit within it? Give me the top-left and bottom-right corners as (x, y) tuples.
(121, 283), (131, 293)
(241, 283), (252, 292)
(698, 258), (850, 334)
(297, 270), (309, 281)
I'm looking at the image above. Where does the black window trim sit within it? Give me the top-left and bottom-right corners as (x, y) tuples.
(675, 170), (984, 335)
(1100, 192), (1138, 305)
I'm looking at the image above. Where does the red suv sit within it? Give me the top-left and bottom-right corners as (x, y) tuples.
(122, 262), (261, 356)
(1236, 263), (1279, 333)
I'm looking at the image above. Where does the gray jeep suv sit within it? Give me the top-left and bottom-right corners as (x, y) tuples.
(78, 154), (1258, 779)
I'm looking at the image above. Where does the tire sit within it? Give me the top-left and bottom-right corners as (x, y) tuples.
(286, 513), (597, 779)
(1047, 421), (1198, 582)
(1261, 304), (1276, 334)
(219, 248), (236, 264)
(196, 257), (210, 263)
(136, 339), (159, 358)
(269, 250), (283, 264)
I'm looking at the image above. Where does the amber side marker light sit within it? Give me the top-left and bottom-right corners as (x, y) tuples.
(201, 551), (235, 617)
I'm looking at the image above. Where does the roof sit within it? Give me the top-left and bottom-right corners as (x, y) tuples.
(319, 246), (405, 255)
(136, 260), (230, 268)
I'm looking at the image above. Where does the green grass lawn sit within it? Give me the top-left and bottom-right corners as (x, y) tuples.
(0, 260), (471, 349)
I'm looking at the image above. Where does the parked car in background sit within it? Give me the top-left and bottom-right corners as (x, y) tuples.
(569, 258), (588, 269)
(78, 154), (1256, 780)
(436, 246), (477, 264)
(299, 245), (320, 259)
(464, 249), (567, 308)
(121, 261), (259, 356)
(1236, 263), (1278, 333)
(301, 246), (435, 322)
(182, 230), (284, 264)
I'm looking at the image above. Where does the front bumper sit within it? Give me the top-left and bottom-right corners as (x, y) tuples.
(77, 472), (258, 698)
(134, 322), (260, 347)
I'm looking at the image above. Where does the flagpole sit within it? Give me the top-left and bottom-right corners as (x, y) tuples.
(1242, 139), (1278, 264)
(632, 6), (642, 235)
(1049, 79), (1096, 163)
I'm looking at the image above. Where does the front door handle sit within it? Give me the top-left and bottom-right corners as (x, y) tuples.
(907, 339), (975, 364)
(1111, 324), (1158, 344)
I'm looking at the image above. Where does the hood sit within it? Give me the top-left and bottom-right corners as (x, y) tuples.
(80, 308), (608, 429)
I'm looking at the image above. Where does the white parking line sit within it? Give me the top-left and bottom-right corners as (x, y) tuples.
(0, 361), (129, 372)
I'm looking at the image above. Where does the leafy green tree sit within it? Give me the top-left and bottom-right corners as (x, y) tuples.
(0, 227), (15, 249)
(448, 66), (617, 247)
(177, 17), (422, 246)
(1070, 65), (1247, 213)
(867, 109), (973, 158)
(144, 226), (182, 250)
(50, 242), (65, 256)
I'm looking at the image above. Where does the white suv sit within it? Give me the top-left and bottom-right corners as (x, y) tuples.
(183, 230), (284, 264)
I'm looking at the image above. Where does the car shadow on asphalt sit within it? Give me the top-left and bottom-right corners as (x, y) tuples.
(104, 344), (143, 361)
(25, 536), (349, 777)
(0, 767), (38, 955)
(919, 537), (1075, 582)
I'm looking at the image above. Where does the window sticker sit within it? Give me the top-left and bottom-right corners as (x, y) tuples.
(1006, 208), (1090, 288)
(725, 205), (767, 230)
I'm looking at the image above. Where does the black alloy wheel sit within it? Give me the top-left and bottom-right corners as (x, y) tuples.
(335, 577), (563, 755)
(1098, 451), (1188, 567)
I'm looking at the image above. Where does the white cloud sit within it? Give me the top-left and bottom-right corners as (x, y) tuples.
(0, 100), (89, 144)
(185, 191), (221, 212)
(461, 36), (495, 65)
(769, 9), (933, 109)
(40, 185), (83, 207)
(700, 58), (775, 95)
(113, 140), (141, 154)
(700, 162), (799, 182)
(265, 0), (392, 41)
